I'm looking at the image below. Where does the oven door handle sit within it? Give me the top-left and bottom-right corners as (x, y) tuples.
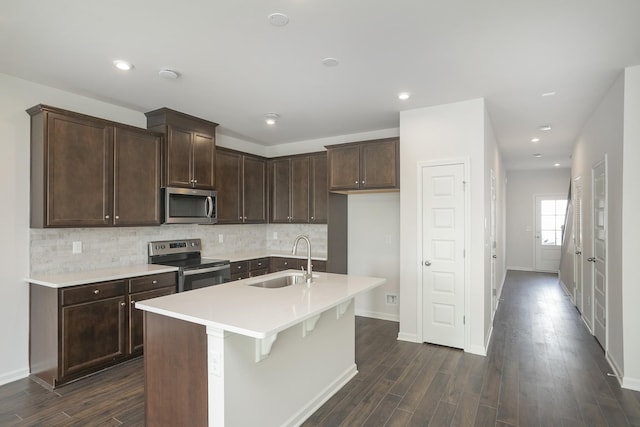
(183, 265), (230, 276)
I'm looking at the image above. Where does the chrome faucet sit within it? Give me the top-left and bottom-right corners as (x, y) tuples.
(292, 234), (313, 284)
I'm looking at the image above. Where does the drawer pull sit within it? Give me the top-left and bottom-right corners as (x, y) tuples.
(93, 289), (100, 295)
(120, 302), (126, 307)
(152, 280), (157, 284)
(131, 300), (136, 304)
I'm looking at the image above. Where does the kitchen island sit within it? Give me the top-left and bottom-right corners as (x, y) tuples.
(135, 270), (385, 427)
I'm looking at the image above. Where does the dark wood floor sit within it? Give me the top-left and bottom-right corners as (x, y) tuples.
(1, 270), (639, 426)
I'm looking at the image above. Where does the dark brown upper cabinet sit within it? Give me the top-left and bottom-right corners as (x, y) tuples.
(326, 137), (399, 192)
(215, 148), (267, 224)
(28, 105), (162, 228)
(309, 153), (328, 223)
(269, 156), (310, 223)
(145, 108), (218, 190)
(268, 152), (327, 224)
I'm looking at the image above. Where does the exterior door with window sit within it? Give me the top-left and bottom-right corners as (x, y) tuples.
(573, 177), (584, 313)
(535, 195), (567, 272)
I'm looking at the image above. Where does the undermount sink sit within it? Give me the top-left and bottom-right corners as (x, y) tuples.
(248, 274), (306, 289)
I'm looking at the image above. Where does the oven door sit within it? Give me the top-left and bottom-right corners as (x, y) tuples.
(180, 264), (231, 292)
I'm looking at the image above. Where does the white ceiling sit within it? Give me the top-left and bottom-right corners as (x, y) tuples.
(2, 1), (640, 169)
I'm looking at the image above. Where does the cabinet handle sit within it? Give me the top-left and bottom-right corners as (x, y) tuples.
(131, 300), (136, 304)
(93, 289), (100, 294)
(257, 262), (262, 266)
(355, 181), (359, 184)
(244, 216), (247, 220)
(115, 215), (120, 220)
(105, 215), (110, 219)
(311, 216), (315, 221)
(152, 280), (157, 284)
(120, 302), (126, 307)
(362, 180), (365, 184)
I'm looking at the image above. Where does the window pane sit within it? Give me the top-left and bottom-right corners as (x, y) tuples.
(556, 200), (567, 214)
(541, 200), (556, 215)
(541, 216), (556, 230)
(541, 230), (557, 245)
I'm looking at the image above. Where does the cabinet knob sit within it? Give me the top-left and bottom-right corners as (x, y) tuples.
(115, 215), (119, 220)
(311, 216), (315, 221)
(152, 280), (157, 284)
(244, 216), (247, 220)
(131, 300), (136, 304)
(120, 302), (126, 307)
(93, 289), (100, 294)
(105, 215), (110, 219)
(362, 180), (365, 184)
(355, 181), (359, 184)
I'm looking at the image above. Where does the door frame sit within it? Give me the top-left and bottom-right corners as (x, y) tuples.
(416, 158), (471, 352)
(533, 193), (567, 272)
(573, 175), (584, 312)
(591, 156), (608, 349)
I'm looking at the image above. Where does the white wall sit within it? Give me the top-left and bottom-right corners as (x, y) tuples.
(505, 169), (571, 271)
(562, 71), (625, 382)
(399, 99), (490, 355)
(622, 65), (640, 390)
(348, 193), (400, 321)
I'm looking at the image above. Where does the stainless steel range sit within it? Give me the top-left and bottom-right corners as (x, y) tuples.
(148, 238), (230, 292)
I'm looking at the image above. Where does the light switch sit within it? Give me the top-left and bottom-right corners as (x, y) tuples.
(72, 241), (82, 254)
(218, 234), (224, 243)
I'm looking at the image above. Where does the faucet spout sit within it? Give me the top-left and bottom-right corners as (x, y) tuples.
(292, 235), (313, 284)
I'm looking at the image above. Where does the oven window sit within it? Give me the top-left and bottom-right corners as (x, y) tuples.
(182, 267), (230, 291)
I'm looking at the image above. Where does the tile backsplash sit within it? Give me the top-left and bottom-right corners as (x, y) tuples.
(30, 223), (327, 276)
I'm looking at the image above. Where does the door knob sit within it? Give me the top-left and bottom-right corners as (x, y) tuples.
(587, 257), (596, 262)
(492, 255), (497, 259)
(575, 251), (582, 255)
(424, 260), (431, 266)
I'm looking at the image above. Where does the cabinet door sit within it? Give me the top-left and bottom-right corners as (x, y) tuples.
(327, 145), (360, 190)
(61, 295), (126, 379)
(113, 127), (162, 226)
(128, 287), (175, 355)
(360, 139), (399, 189)
(243, 156), (267, 223)
(270, 159), (292, 223)
(290, 157), (310, 223)
(215, 150), (242, 223)
(310, 154), (328, 223)
(46, 112), (113, 226)
(166, 126), (193, 188)
(192, 132), (216, 189)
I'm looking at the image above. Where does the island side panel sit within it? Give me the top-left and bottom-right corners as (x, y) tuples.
(144, 311), (208, 426)
(29, 284), (59, 387)
(213, 300), (357, 427)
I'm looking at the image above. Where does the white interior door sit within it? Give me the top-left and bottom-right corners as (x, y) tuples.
(490, 170), (497, 317)
(421, 163), (465, 349)
(534, 195), (567, 272)
(591, 160), (607, 348)
(573, 176), (584, 313)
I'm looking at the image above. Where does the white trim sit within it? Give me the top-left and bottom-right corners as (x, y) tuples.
(415, 158), (471, 352)
(506, 266), (534, 272)
(591, 156), (608, 351)
(466, 344), (487, 356)
(622, 376), (640, 392)
(0, 367), (29, 386)
(397, 332), (420, 343)
(606, 351), (623, 387)
(355, 310), (399, 322)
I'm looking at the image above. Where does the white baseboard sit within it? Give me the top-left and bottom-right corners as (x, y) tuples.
(397, 332), (419, 343)
(622, 375), (640, 392)
(466, 343), (487, 356)
(355, 309), (399, 322)
(506, 266), (534, 272)
(606, 352), (623, 387)
(582, 316), (594, 335)
(0, 367), (29, 386)
(284, 364), (358, 427)
(484, 324), (494, 351)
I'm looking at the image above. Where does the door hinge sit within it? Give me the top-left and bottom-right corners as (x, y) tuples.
(463, 315), (466, 325)
(492, 288), (496, 296)
(463, 248), (466, 258)
(462, 180), (467, 191)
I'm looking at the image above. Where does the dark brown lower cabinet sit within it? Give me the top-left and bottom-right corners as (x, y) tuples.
(230, 257), (271, 281)
(30, 272), (176, 388)
(270, 257), (327, 273)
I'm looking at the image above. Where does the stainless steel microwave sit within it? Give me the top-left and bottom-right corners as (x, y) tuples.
(162, 187), (217, 224)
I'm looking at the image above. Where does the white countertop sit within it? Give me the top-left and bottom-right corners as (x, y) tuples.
(27, 264), (179, 288)
(136, 270), (385, 339)
(206, 251), (327, 263)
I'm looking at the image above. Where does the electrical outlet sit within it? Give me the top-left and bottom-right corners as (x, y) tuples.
(385, 293), (398, 305)
(273, 231), (278, 240)
(218, 234), (224, 243)
(72, 241), (82, 254)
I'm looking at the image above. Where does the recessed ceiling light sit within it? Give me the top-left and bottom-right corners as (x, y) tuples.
(264, 113), (279, 125)
(542, 91), (556, 97)
(398, 92), (411, 100)
(322, 57), (339, 67)
(533, 153), (543, 158)
(539, 125), (552, 131)
(159, 69), (179, 79)
(268, 13), (289, 27)
(554, 163), (561, 167)
(113, 60), (133, 71)
(531, 138), (540, 143)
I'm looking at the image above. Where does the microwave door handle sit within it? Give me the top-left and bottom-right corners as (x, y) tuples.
(205, 196), (214, 218)
(183, 265), (230, 276)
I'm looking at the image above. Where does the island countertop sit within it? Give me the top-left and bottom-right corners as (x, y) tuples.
(135, 270), (385, 339)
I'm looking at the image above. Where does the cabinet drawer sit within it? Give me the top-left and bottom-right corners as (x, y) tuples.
(129, 272), (177, 293)
(231, 261), (249, 275)
(231, 272), (251, 281)
(61, 280), (126, 306)
(249, 268), (269, 277)
(250, 258), (270, 271)
(270, 257), (299, 272)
